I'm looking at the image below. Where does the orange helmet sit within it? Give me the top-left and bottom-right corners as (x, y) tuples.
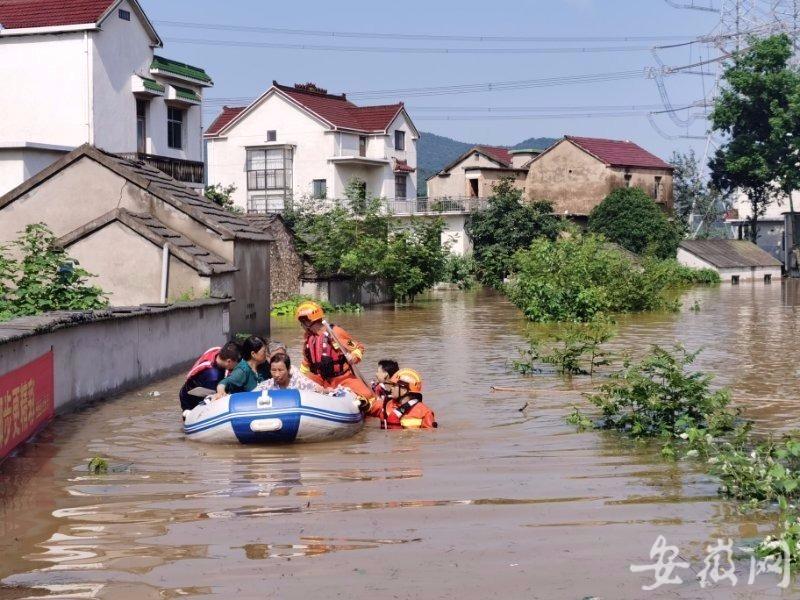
(295, 300), (324, 323)
(391, 368), (423, 393)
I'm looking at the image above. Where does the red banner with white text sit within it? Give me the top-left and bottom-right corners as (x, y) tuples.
(0, 351), (54, 460)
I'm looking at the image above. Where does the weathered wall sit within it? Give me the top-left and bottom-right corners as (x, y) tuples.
(525, 141), (674, 215)
(231, 241), (270, 337)
(0, 299), (231, 414)
(300, 278), (391, 306)
(264, 219), (303, 303)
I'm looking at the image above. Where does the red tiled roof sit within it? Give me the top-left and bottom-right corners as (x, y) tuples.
(0, 0), (116, 29)
(565, 136), (672, 170)
(394, 159), (415, 173)
(475, 145), (513, 167)
(275, 82), (403, 132)
(205, 106), (246, 137)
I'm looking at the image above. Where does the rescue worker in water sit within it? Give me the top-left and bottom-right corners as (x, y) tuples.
(366, 368), (437, 429)
(295, 301), (375, 400)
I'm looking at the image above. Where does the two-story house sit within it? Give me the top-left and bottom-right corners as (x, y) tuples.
(204, 82), (419, 213)
(0, 0), (213, 195)
(525, 136), (674, 220)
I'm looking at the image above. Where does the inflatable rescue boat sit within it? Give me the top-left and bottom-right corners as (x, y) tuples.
(183, 388), (364, 444)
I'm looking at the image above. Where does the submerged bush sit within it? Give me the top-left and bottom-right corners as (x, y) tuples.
(513, 319), (616, 376)
(442, 254), (477, 290)
(586, 345), (737, 438)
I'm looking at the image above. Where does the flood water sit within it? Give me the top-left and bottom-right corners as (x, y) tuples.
(1, 283), (800, 599)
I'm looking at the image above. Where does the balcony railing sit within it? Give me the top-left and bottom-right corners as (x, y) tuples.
(385, 197), (489, 216)
(118, 152), (205, 185)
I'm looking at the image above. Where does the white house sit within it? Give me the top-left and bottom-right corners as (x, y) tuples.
(204, 81), (419, 213)
(0, 0), (213, 195)
(678, 239), (782, 283)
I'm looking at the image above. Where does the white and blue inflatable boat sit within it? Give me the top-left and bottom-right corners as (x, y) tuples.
(183, 388), (364, 444)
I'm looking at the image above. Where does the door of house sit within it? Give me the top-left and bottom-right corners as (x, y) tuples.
(468, 178), (479, 198)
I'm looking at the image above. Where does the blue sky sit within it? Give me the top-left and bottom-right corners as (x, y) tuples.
(141, 0), (720, 160)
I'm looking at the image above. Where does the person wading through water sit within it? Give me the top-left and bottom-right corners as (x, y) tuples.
(295, 301), (374, 400)
(366, 368), (437, 429)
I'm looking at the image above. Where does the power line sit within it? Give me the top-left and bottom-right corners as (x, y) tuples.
(154, 20), (700, 43)
(164, 37), (655, 54)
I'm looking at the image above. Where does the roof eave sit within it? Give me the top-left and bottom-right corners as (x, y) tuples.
(0, 23), (99, 36)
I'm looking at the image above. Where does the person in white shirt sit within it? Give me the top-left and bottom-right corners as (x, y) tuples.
(256, 353), (323, 393)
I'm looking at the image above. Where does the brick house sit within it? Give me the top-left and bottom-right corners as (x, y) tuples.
(525, 136), (674, 219)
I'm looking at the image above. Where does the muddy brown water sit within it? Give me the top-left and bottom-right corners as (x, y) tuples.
(1, 284), (800, 599)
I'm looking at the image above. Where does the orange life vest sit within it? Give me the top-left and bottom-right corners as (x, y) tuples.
(303, 329), (349, 381)
(380, 398), (437, 430)
(186, 347), (221, 380)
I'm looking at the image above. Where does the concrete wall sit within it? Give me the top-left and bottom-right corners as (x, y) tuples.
(676, 247), (782, 282)
(300, 278), (391, 306)
(65, 221), (211, 305)
(0, 299), (231, 415)
(526, 140), (673, 215)
(0, 156), (234, 263)
(0, 32), (89, 148)
(231, 241), (270, 337)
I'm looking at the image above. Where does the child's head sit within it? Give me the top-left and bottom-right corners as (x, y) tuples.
(216, 342), (242, 372)
(376, 359), (399, 383)
(269, 353), (291, 386)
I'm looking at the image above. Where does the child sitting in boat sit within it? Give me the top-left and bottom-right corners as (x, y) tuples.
(213, 336), (269, 399)
(256, 353), (323, 392)
(365, 368), (437, 429)
(179, 342), (241, 411)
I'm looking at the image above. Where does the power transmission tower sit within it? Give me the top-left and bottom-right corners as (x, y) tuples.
(654, 0), (800, 235)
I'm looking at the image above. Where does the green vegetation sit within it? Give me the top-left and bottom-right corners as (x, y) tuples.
(204, 183), (242, 214)
(0, 224), (107, 322)
(513, 319), (615, 376)
(588, 187), (684, 259)
(710, 34), (800, 241)
(465, 178), (562, 288)
(270, 295), (363, 317)
(88, 457), (109, 475)
(505, 234), (720, 323)
(442, 254), (477, 290)
(562, 343), (800, 567)
(670, 149), (727, 236)
(285, 182), (448, 302)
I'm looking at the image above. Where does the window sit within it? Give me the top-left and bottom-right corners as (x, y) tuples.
(246, 147), (293, 212)
(764, 274), (772, 284)
(395, 130), (405, 151)
(654, 176), (662, 200)
(118, 8), (131, 20)
(624, 172), (632, 187)
(731, 275), (740, 285)
(136, 99), (147, 154)
(395, 174), (407, 200)
(359, 136), (367, 157)
(167, 107), (184, 149)
(266, 130), (277, 142)
(312, 179), (327, 199)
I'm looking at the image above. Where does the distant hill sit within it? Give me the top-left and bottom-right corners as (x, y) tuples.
(416, 131), (558, 196)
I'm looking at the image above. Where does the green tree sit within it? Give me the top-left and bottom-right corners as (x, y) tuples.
(671, 150), (727, 236)
(588, 187), (683, 259)
(204, 183), (242, 214)
(0, 224), (107, 321)
(380, 218), (447, 301)
(465, 177), (562, 288)
(709, 34), (800, 242)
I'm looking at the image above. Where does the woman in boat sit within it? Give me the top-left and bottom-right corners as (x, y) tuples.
(212, 336), (268, 399)
(257, 353), (323, 392)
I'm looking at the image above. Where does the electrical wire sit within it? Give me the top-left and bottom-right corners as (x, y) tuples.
(154, 20), (700, 43)
(163, 37), (654, 54)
